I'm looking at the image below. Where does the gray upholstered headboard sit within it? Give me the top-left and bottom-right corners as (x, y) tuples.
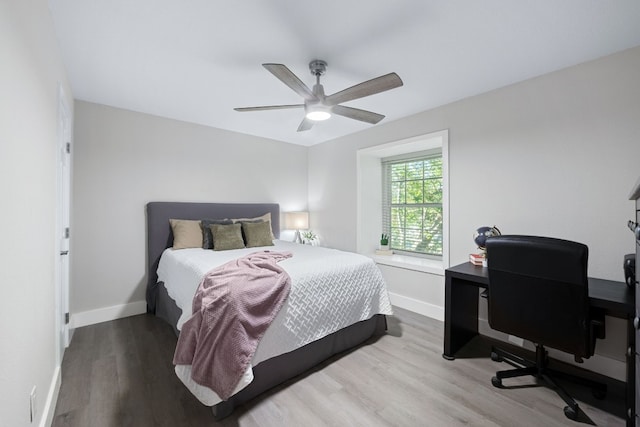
(146, 202), (280, 313)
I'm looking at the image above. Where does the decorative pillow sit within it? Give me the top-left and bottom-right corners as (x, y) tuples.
(210, 223), (245, 251)
(242, 221), (275, 248)
(201, 218), (233, 249)
(169, 219), (203, 249)
(232, 212), (275, 239)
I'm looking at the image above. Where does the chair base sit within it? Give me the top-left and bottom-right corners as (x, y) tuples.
(490, 345), (606, 421)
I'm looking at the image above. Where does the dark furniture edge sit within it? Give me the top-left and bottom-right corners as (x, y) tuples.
(445, 262), (632, 316)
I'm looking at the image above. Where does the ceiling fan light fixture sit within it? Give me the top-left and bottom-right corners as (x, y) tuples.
(305, 104), (331, 121)
(306, 110), (331, 121)
(235, 61), (403, 131)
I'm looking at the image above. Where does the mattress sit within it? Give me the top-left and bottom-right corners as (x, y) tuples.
(157, 240), (393, 405)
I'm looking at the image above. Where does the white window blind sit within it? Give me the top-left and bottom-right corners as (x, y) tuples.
(382, 152), (443, 257)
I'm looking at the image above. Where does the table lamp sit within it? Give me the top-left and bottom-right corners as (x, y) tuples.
(284, 211), (309, 244)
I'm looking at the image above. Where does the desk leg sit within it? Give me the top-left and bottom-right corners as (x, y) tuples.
(443, 275), (481, 360)
(626, 316), (636, 427)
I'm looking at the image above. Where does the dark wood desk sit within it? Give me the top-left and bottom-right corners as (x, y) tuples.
(443, 262), (636, 425)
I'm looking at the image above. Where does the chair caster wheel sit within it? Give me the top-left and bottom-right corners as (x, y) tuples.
(563, 405), (578, 420)
(490, 352), (502, 362)
(491, 376), (502, 388)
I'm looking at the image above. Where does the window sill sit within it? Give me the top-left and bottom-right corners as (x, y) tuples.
(369, 253), (445, 275)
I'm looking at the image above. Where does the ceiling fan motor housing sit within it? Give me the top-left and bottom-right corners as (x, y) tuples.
(306, 60), (329, 120)
(309, 60), (327, 76)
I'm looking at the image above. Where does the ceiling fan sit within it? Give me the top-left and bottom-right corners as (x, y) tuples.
(234, 60), (403, 132)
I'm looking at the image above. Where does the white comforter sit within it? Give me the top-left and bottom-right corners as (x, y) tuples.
(157, 240), (393, 405)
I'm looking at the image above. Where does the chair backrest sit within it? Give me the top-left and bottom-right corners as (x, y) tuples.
(486, 235), (592, 358)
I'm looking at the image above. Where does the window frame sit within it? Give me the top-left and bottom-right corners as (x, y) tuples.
(356, 129), (449, 272)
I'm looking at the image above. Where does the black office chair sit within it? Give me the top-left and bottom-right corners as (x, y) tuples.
(485, 235), (606, 421)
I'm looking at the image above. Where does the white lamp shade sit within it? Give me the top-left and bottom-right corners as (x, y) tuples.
(284, 211), (309, 230)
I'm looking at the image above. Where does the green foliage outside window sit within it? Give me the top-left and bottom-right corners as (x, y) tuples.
(387, 156), (443, 256)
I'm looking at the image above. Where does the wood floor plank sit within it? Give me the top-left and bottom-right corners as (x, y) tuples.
(52, 307), (625, 426)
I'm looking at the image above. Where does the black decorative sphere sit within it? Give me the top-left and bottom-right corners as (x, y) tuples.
(473, 226), (501, 250)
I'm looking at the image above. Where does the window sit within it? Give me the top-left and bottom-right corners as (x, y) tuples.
(356, 129), (448, 270)
(382, 152), (443, 257)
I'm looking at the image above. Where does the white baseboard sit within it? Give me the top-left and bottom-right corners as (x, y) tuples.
(41, 366), (61, 427)
(70, 300), (147, 329)
(388, 292), (444, 321)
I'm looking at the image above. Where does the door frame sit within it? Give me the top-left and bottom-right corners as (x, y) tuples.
(55, 83), (71, 364)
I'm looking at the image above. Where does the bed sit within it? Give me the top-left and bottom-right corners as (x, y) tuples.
(146, 201), (391, 419)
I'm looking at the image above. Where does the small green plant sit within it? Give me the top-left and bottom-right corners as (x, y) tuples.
(302, 230), (317, 242)
(380, 233), (389, 246)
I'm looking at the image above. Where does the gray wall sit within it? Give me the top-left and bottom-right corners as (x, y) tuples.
(70, 45), (639, 379)
(71, 102), (308, 318)
(308, 46), (640, 378)
(0, 1), (74, 425)
(310, 45), (640, 280)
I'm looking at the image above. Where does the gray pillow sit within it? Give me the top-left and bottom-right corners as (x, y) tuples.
(201, 219), (233, 249)
(210, 223), (245, 251)
(242, 221), (275, 248)
(232, 212), (275, 239)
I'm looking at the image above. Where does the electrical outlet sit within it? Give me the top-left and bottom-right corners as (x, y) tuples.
(30, 386), (37, 423)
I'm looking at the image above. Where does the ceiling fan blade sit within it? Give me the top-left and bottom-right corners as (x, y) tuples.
(331, 105), (385, 124)
(263, 64), (317, 101)
(325, 72), (403, 106)
(234, 104), (304, 112)
(297, 117), (314, 132)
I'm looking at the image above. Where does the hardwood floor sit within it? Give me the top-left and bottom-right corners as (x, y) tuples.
(52, 307), (625, 426)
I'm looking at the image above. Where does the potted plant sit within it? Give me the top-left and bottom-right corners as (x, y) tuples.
(302, 230), (317, 245)
(380, 233), (389, 250)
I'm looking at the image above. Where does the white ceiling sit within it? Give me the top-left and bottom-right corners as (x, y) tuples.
(49, 1), (640, 147)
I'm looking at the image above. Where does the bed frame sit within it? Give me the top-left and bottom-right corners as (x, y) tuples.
(146, 201), (386, 419)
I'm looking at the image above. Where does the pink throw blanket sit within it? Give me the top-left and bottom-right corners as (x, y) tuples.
(173, 250), (292, 400)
